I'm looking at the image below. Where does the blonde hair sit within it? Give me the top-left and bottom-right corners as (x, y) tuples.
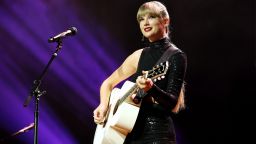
(137, 1), (169, 22)
(172, 82), (186, 113)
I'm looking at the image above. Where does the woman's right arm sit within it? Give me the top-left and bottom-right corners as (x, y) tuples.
(93, 49), (143, 124)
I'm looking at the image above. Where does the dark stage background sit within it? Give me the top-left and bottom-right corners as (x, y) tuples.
(0, 0), (255, 144)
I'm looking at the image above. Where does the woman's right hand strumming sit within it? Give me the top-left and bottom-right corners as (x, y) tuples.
(93, 103), (108, 124)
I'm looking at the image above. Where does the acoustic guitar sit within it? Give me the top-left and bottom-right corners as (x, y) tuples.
(93, 61), (169, 144)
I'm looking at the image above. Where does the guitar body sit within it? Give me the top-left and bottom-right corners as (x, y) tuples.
(93, 61), (169, 144)
(93, 81), (140, 144)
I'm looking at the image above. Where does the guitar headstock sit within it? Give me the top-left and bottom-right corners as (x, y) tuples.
(147, 61), (169, 82)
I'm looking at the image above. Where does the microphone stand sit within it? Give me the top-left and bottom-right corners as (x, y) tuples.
(23, 39), (63, 144)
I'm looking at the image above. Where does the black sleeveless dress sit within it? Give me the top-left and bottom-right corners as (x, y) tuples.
(124, 38), (187, 144)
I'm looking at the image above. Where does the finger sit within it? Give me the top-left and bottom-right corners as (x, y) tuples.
(93, 114), (99, 119)
(93, 111), (97, 117)
(94, 111), (102, 120)
(136, 76), (142, 81)
(136, 77), (142, 84)
(137, 76), (145, 83)
(138, 83), (146, 89)
(145, 79), (152, 84)
(142, 70), (148, 78)
(94, 115), (103, 122)
(94, 119), (102, 124)
(131, 93), (136, 99)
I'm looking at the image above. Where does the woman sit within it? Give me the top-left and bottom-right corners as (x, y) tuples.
(93, 1), (187, 143)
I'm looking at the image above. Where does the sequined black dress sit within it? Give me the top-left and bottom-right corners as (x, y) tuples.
(124, 38), (187, 144)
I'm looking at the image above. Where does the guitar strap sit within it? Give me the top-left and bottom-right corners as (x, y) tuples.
(155, 43), (180, 66)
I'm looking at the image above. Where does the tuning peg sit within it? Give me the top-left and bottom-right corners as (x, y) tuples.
(153, 79), (157, 82)
(161, 76), (165, 79)
(157, 77), (161, 80)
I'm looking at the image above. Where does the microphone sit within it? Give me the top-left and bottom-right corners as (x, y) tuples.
(48, 27), (77, 43)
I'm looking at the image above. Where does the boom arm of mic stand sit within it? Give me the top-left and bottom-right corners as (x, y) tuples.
(22, 40), (63, 144)
(23, 40), (62, 107)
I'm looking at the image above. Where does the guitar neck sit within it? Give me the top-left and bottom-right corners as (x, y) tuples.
(118, 84), (139, 105)
(115, 61), (169, 107)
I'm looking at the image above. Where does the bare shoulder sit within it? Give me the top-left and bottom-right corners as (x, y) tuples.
(118, 48), (143, 76)
(125, 49), (143, 66)
(132, 49), (143, 57)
